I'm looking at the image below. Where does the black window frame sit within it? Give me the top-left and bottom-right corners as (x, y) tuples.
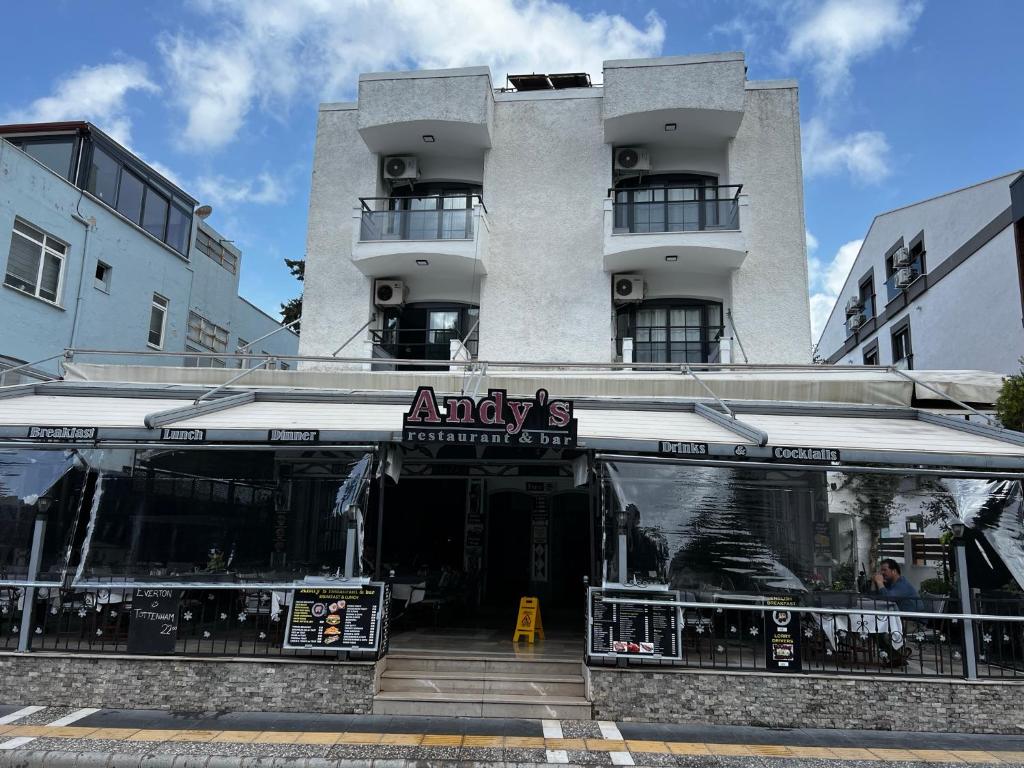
(862, 339), (879, 366)
(8, 135), (79, 180)
(612, 173), (731, 234)
(616, 298), (725, 364)
(376, 302), (479, 370)
(858, 269), (876, 320)
(890, 316), (913, 369)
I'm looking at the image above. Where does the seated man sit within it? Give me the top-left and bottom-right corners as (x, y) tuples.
(872, 559), (923, 612)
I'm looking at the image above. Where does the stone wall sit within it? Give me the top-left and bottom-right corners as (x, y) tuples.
(590, 666), (1024, 734)
(0, 653), (378, 714)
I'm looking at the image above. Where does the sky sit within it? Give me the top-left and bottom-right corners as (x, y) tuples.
(1, 1), (1022, 348)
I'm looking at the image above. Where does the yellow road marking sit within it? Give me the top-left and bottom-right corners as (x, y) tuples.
(125, 729), (180, 741)
(750, 744), (795, 757)
(421, 734), (463, 747)
(995, 752), (1024, 762)
(210, 730), (259, 743)
(505, 736), (545, 748)
(463, 735), (504, 748)
(667, 742), (711, 755)
(830, 748), (879, 760)
(788, 746), (837, 759)
(586, 739), (627, 752)
(293, 732), (341, 745)
(336, 732), (383, 744)
(168, 730), (223, 742)
(625, 740), (670, 754)
(952, 750), (1003, 763)
(868, 748), (922, 761)
(5, 726), (53, 738)
(255, 731), (300, 744)
(546, 738), (586, 750)
(82, 728), (139, 741)
(705, 742), (754, 756)
(385, 733), (423, 746)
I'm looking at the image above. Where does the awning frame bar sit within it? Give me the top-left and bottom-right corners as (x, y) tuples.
(694, 402), (768, 446)
(917, 410), (1024, 447)
(144, 390), (257, 429)
(890, 366), (997, 425)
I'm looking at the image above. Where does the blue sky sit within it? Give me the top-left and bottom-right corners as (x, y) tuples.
(2, 1), (1022, 344)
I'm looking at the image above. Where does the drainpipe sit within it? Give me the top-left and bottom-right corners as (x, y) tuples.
(68, 207), (96, 350)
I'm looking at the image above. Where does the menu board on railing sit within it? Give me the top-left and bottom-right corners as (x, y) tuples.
(764, 594), (802, 672)
(128, 588), (180, 655)
(587, 587), (682, 660)
(283, 584), (385, 652)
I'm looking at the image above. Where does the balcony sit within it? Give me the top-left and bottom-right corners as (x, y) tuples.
(351, 195), (489, 278)
(603, 185), (747, 273)
(884, 257), (925, 302)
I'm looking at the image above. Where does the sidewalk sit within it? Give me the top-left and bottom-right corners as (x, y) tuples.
(0, 704), (1022, 766)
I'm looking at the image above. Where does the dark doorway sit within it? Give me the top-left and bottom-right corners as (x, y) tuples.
(380, 478), (467, 575)
(485, 490), (533, 625)
(548, 492), (590, 614)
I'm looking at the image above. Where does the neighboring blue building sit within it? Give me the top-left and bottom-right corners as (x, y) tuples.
(0, 121), (297, 382)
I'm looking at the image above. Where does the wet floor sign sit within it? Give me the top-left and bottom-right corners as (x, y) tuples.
(512, 596), (544, 643)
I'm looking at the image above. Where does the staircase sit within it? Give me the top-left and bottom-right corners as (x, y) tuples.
(373, 653), (591, 718)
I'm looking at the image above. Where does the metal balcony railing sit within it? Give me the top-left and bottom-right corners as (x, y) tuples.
(885, 256), (925, 301)
(359, 195), (486, 242)
(612, 185), (741, 234)
(370, 327), (479, 363)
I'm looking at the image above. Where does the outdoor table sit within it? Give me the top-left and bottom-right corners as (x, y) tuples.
(815, 598), (904, 650)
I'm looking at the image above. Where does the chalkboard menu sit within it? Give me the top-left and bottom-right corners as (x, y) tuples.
(128, 589), (180, 655)
(587, 588), (682, 660)
(764, 595), (802, 672)
(283, 584), (385, 651)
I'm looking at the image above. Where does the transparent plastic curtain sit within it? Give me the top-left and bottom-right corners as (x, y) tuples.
(942, 479), (1024, 589)
(603, 461), (815, 593)
(331, 453), (373, 578)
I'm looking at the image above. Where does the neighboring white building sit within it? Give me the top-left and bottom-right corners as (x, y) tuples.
(817, 171), (1024, 375)
(0, 122), (298, 381)
(300, 53), (812, 366)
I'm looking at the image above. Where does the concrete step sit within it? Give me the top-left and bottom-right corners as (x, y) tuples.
(379, 670), (585, 697)
(372, 691), (592, 719)
(384, 653), (581, 678)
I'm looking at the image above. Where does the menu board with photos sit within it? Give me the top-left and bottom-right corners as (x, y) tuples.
(283, 584), (385, 651)
(588, 588), (682, 660)
(764, 594), (802, 672)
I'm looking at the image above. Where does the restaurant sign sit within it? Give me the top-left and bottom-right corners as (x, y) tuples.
(771, 446), (840, 464)
(659, 441), (709, 456)
(403, 387), (577, 447)
(26, 426), (96, 442)
(160, 428), (207, 443)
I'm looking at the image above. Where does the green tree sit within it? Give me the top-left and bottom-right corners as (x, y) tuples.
(280, 258), (304, 333)
(996, 357), (1024, 432)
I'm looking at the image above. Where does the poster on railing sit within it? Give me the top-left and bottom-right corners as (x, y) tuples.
(127, 589), (181, 655)
(764, 594), (802, 672)
(587, 587), (682, 661)
(283, 584), (385, 652)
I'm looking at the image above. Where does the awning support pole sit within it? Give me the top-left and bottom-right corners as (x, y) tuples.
(682, 365), (733, 417)
(954, 538), (978, 679)
(17, 514), (46, 652)
(0, 352), (66, 386)
(237, 318), (300, 354)
(694, 402), (769, 446)
(889, 367), (997, 425)
(194, 359), (272, 405)
(333, 316), (376, 357)
(917, 410), (1024, 448)
(144, 391), (257, 429)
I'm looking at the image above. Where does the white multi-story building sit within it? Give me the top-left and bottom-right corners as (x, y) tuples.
(300, 53), (812, 366)
(817, 171), (1024, 374)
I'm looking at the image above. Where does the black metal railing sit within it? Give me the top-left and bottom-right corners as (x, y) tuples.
(359, 195), (485, 242)
(587, 593), (1024, 680)
(611, 185), (741, 234)
(0, 586), (360, 659)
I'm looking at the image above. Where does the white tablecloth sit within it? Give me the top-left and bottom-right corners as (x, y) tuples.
(817, 611), (904, 650)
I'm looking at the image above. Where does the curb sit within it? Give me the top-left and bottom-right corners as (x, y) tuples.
(0, 754), (595, 768)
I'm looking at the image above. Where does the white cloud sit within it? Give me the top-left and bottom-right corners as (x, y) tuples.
(803, 117), (891, 183)
(3, 62), (158, 146)
(159, 0), (665, 149)
(808, 238), (863, 340)
(785, 0), (923, 96)
(196, 172), (286, 207)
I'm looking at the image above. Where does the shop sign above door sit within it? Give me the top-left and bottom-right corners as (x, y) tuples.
(403, 387), (577, 447)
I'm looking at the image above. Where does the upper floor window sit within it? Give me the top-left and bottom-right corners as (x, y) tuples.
(7, 136), (77, 180)
(195, 229), (238, 274)
(863, 340), (879, 366)
(148, 294), (169, 349)
(885, 235), (926, 301)
(858, 272), (876, 319)
(187, 311), (229, 353)
(4, 219), (66, 305)
(617, 299), (724, 363)
(361, 183), (481, 242)
(612, 173), (740, 234)
(85, 143), (193, 257)
(891, 319), (913, 369)
(374, 303), (479, 371)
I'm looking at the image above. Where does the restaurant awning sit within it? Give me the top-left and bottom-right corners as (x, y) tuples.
(0, 380), (1022, 471)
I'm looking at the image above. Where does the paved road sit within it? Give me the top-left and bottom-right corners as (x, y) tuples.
(0, 704), (1020, 766)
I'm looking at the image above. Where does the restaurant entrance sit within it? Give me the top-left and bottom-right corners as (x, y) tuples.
(370, 459), (593, 638)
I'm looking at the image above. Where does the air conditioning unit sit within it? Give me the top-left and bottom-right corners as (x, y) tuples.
(844, 296), (864, 317)
(613, 147), (651, 172)
(847, 312), (865, 332)
(374, 279), (406, 307)
(613, 274), (645, 302)
(892, 246), (912, 268)
(383, 156), (419, 180)
(896, 267), (916, 288)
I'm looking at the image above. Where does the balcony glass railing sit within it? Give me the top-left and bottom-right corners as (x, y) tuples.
(359, 195), (485, 242)
(612, 185), (741, 234)
(885, 256), (925, 301)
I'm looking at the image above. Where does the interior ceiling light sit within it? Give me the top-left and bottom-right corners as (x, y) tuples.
(664, 122), (677, 132)
(422, 134), (435, 143)
(416, 259), (429, 266)
(665, 254), (678, 262)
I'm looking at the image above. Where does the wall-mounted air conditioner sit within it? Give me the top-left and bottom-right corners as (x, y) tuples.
(374, 279), (406, 307)
(613, 147), (651, 172)
(892, 246), (911, 268)
(613, 274), (645, 302)
(847, 312), (865, 332)
(383, 156), (419, 181)
(896, 267), (916, 288)
(844, 296), (864, 317)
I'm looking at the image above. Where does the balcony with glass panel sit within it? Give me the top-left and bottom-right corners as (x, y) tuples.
(351, 194), (489, 278)
(603, 184), (747, 273)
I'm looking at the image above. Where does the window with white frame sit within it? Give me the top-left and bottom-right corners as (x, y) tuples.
(187, 311), (229, 353)
(184, 345), (225, 368)
(148, 294), (169, 348)
(4, 219), (67, 304)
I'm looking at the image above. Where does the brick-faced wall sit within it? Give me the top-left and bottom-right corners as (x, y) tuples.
(0, 653), (378, 713)
(590, 667), (1024, 734)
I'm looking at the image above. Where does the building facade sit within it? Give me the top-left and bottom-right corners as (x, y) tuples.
(300, 53), (812, 366)
(817, 171), (1024, 374)
(0, 122), (297, 381)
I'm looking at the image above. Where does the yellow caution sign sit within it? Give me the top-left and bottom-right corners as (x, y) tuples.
(512, 596), (544, 643)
